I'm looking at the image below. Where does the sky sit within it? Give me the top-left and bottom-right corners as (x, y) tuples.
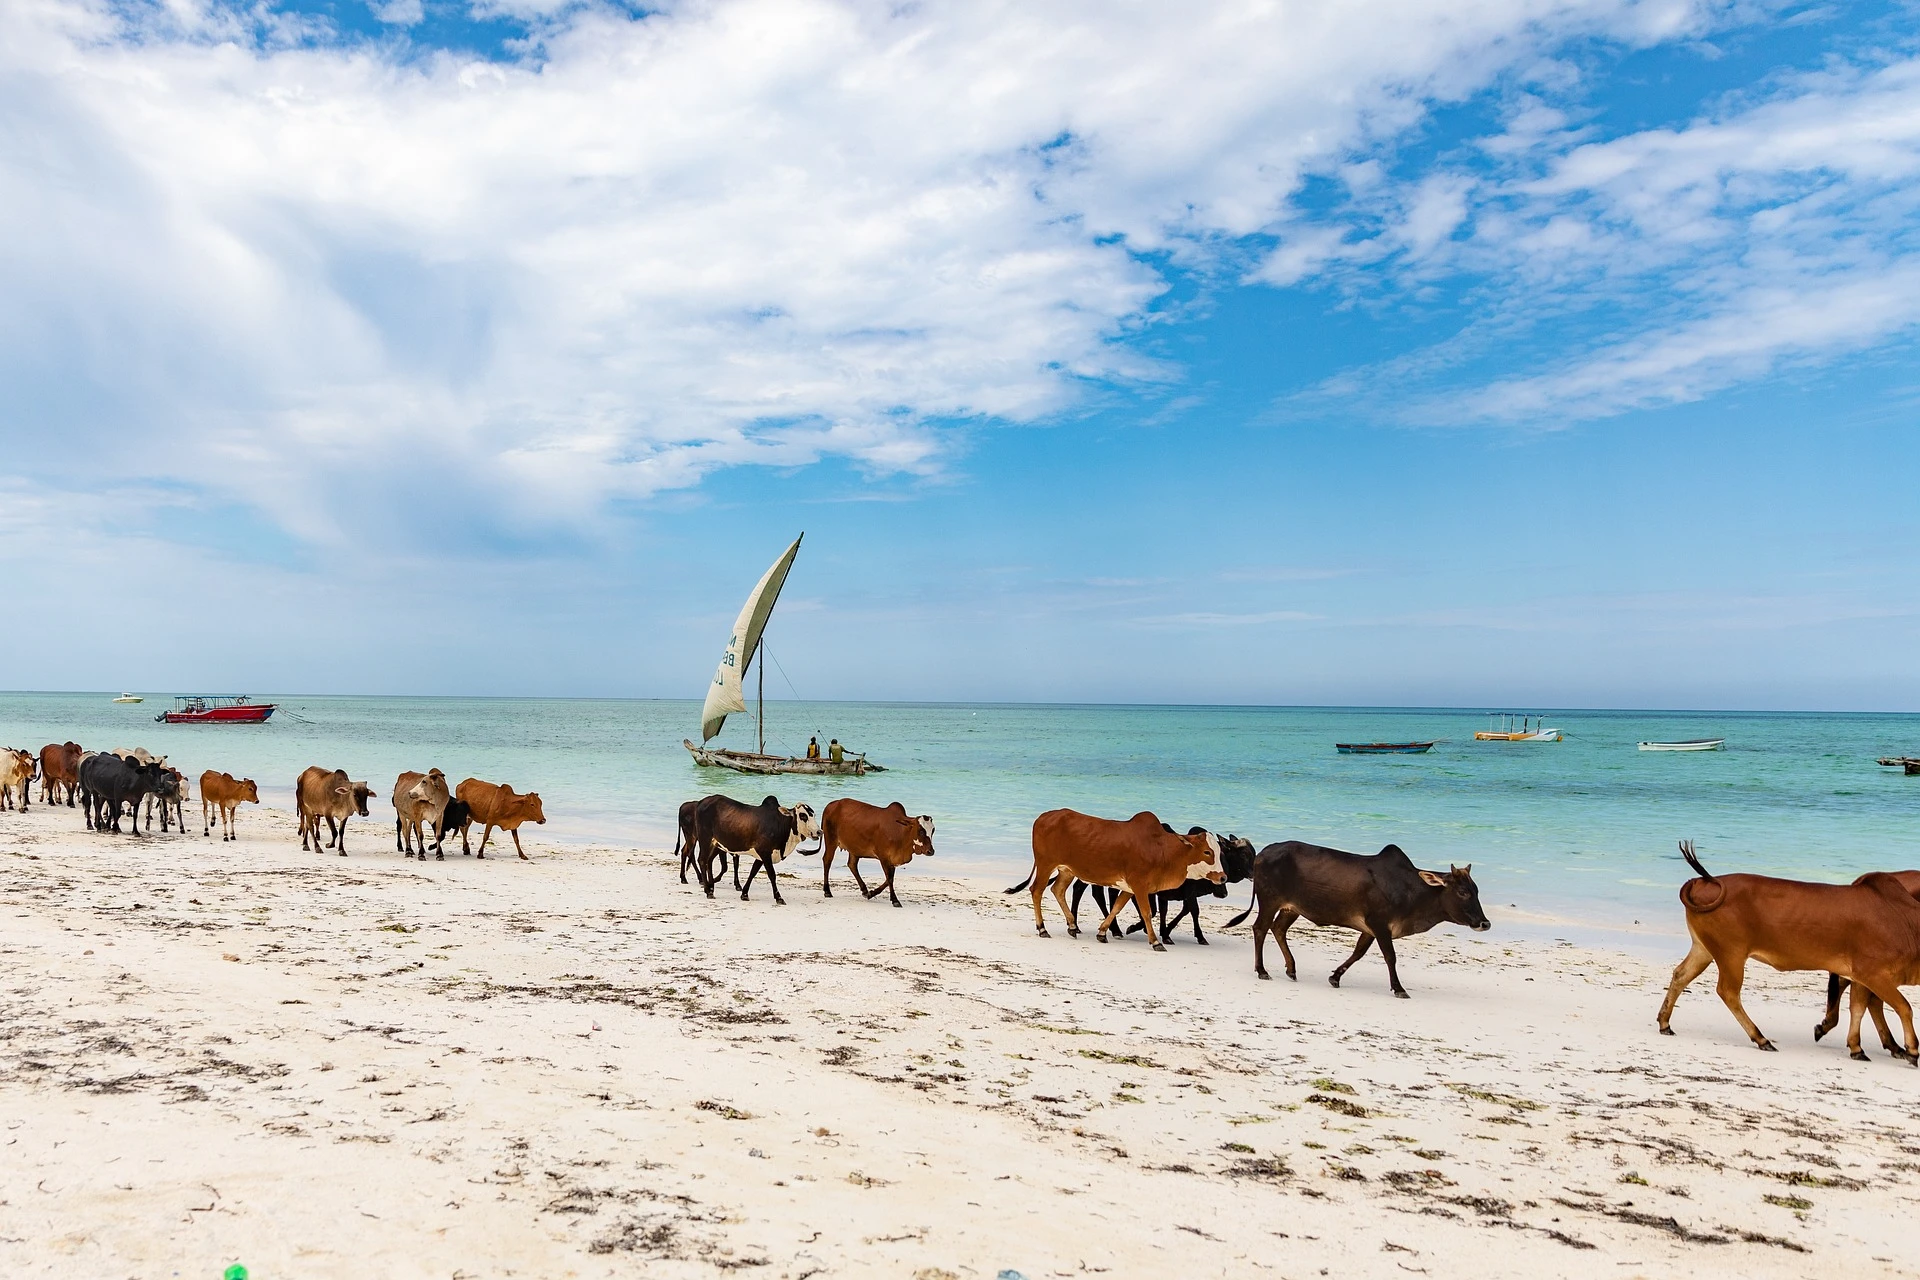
(3, 0), (1919, 709)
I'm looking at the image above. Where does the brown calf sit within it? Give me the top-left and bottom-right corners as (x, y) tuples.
(454, 778), (546, 860)
(200, 771), (260, 841)
(1657, 842), (1920, 1062)
(39, 742), (82, 806)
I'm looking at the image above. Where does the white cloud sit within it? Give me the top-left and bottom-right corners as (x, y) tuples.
(0, 0), (1720, 554)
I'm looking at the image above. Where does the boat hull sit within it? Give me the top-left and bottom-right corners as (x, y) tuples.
(684, 740), (884, 775)
(1335, 742), (1435, 754)
(160, 705), (276, 724)
(1639, 739), (1725, 751)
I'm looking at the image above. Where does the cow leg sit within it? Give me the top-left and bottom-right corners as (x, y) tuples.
(884, 862), (901, 908)
(1189, 891), (1209, 945)
(739, 855), (764, 900)
(763, 855), (785, 906)
(1135, 894), (1164, 951)
(432, 821), (445, 860)
(1029, 866), (1057, 937)
(819, 837), (836, 897)
(1050, 873), (1079, 938)
(1371, 928), (1411, 998)
(1251, 900), (1276, 979)
(1881, 987), (1920, 1065)
(1329, 932), (1373, 989)
(1095, 892), (1133, 943)
(475, 824), (492, 858)
(397, 818), (408, 855)
(1656, 936), (1715, 1035)
(696, 839), (718, 898)
(851, 855), (880, 899)
(511, 829), (528, 860)
(1710, 952), (1774, 1050)
(1868, 993), (1900, 1055)
(1271, 909), (1301, 981)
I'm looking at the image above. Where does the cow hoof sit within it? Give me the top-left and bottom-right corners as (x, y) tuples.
(1813, 1023), (1829, 1041)
(1327, 975), (1341, 989)
(1394, 990), (1410, 1000)
(1196, 937), (1209, 945)
(1152, 943), (1165, 952)
(1036, 928), (1049, 938)
(822, 889), (832, 898)
(1851, 1049), (1871, 1061)
(1757, 1039), (1777, 1052)
(1257, 971), (1270, 980)
(1066, 928), (1079, 938)
(1658, 1026), (1674, 1035)
(891, 900), (902, 908)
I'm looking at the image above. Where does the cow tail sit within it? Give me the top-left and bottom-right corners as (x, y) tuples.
(1003, 872), (1035, 895)
(1223, 885), (1259, 931)
(1677, 839), (1727, 912)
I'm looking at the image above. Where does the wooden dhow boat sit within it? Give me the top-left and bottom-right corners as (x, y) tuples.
(684, 534), (885, 777)
(1878, 756), (1920, 776)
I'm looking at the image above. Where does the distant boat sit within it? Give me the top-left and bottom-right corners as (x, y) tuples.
(1878, 756), (1920, 776)
(1336, 741), (1436, 754)
(156, 695), (276, 725)
(1475, 714), (1563, 742)
(684, 534), (884, 777)
(1640, 738), (1726, 752)
(111, 693), (144, 704)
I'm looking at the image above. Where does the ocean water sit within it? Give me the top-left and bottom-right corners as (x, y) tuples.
(4, 693), (1919, 931)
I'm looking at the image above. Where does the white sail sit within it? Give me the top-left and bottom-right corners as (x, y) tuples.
(700, 534), (803, 743)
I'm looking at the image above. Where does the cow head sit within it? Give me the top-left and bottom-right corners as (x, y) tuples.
(788, 802), (820, 843)
(523, 792), (547, 824)
(912, 815), (935, 856)
(1417, 864), (1491, 931)
(241, 779), (260, 804)
(1182, 829), (1225, 884)
(146, 762), (182, 800)
(351, 782), (374, 816)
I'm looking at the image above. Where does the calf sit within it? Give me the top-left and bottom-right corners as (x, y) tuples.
(39, 742), (82, 806)
(297, 766), (375, 855)
(453, 778), (546, 860)
(673, 797), (706, 884)
(1008, 809), (1222, 949)
(820, 798), (935, 907)
(1227, 840), (1489, 997)
(200, 771), (260, 841)
(393, 769), (452, 860)
(1658, 843), (1920, 1060)
(694, 795), (820, 905)
(437, 799), (472, 851)
(0, 748), (35, 811)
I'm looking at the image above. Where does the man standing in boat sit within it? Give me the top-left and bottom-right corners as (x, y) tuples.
(806, 736), (821, 761)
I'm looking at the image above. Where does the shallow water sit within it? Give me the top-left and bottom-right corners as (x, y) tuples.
(4, 693), (1917, 928)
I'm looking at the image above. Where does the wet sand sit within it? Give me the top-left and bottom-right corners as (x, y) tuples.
(2, 800), (1917, 1278)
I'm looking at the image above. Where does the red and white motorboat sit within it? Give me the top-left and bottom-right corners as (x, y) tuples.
(157, 695), (277, 725)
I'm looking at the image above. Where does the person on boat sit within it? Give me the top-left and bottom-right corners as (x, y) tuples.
(828, 739), (844, 764)
(806, 736), (821, 761)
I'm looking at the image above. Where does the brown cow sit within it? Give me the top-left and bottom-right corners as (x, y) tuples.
(200, 771), (260, 841)
(820, 798), (934, 907)
(454, 778), (546, 860)
(0, 748), (35, 811)
(1008, 809), (1222, 950)
(39, 742), (82, 806)
(393, 769), (452, 861)
(297, 766), (375, 856)
(1657, 842), (1920, 1062)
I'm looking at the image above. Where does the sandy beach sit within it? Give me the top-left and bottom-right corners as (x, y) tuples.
(3, 802), (1918, 1279)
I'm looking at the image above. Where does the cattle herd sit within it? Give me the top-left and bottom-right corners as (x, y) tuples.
(0, 739), (545, 864)
(5, 736), (1915, 1064)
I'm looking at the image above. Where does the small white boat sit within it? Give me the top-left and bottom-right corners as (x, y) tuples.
(1639, 738), (1725, 752)
(112, 693), (144, 704)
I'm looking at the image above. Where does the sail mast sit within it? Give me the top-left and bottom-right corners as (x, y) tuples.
(757, 641), (765, 754)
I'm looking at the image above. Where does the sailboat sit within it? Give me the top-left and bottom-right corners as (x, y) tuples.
(682, 534), (886, 776)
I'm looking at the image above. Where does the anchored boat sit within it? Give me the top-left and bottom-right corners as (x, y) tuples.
(684, 534), (884, 776)
(111, 693), (144, 704)
(1335, 741), (1436, 754)
(156, 695), (276, 724)
(1639, 738), (1726, 752)
(1475, 713), (1562, 742)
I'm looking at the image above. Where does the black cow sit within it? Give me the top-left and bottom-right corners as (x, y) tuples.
(437, 799), (472, 852)
(673, 797), (709, 884)
(78, 753), (181, 836)
(1225, 841), (1490, 997)
(693, 795), (821, 905)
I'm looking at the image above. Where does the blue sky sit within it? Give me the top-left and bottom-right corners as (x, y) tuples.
(3, 0), (1918, 708)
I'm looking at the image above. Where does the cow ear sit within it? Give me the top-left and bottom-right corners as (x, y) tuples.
(1418, 870), (1446, 887)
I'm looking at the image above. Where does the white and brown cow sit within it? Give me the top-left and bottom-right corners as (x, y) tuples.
(820, 798), (934, 907)
(693, 794), (820, 905)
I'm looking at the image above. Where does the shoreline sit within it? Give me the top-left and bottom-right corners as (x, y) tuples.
(5, 800), (1919, 1277)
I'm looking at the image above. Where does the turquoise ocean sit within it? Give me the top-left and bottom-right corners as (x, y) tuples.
(5, 692), (1919, 939)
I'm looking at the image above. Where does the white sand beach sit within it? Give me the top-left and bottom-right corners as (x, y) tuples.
(2, 803), (1917, 1279)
